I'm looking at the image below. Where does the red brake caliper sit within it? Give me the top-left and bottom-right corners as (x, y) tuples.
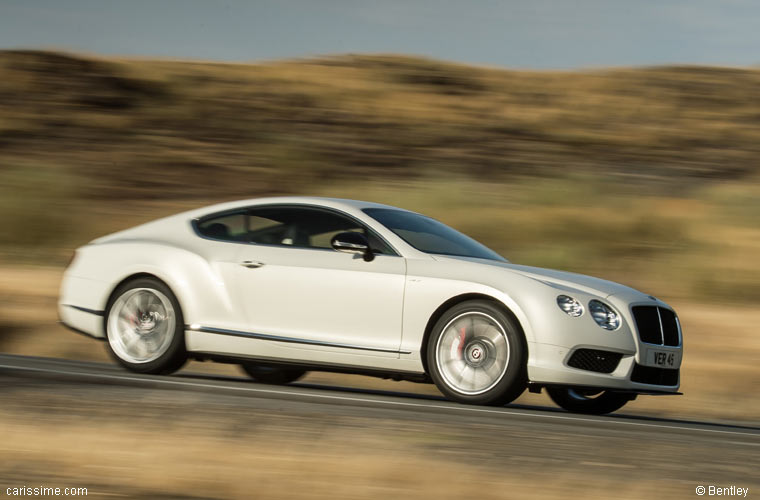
(130, 308), (140, 327)
(457, 326), (466, 359)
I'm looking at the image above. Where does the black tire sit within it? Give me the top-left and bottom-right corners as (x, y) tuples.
(427, 300), (527, 406)
(240, 364), (306, 385)
(546, 387), (632, 415)
(104, 277), (187, 375)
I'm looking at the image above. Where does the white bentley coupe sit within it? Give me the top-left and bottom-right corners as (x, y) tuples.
(59, 197), (682, 414)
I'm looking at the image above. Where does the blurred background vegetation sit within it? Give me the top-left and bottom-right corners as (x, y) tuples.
(1, 49), (759, 305)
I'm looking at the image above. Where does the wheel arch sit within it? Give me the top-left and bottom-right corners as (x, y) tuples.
(419, 293), (528, 376)
(103, 272), (185, 326)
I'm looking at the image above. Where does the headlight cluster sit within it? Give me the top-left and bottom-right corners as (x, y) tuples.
(556, 295), (620, 330)
(556, 295), (583, 317)
(588, 300), (620, 330)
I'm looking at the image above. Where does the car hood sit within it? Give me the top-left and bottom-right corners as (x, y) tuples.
(432, 255), (646, 300)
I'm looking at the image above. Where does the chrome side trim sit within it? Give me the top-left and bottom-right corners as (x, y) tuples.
(191, 351), (427, 379)
(63, 304), (105, 317)
(187, 325), (412, 355)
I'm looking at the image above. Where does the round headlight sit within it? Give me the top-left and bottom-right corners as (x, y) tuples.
(589, 300), (620, 330)
(557, 295), (584, 317)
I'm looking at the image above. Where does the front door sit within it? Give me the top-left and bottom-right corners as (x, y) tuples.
(233, 205), (406, 357)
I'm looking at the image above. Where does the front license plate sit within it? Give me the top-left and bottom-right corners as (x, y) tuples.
(648, 349), (680, 368)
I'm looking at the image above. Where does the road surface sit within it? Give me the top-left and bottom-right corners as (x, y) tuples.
(1, 353), (758, 498)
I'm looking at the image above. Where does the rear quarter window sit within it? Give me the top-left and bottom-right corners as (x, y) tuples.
(196, 213), (248, 242)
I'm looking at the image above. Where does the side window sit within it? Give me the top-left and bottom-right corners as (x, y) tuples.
(247, 206), (395, 255)
(305, 212), (364, 249)
(247, 211), (291, 246)
(196, 212), (248, 242)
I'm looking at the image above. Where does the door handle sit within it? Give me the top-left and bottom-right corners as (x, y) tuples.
(240, 260), (265, 268)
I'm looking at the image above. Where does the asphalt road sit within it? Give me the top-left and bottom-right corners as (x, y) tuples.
(1, 353), (759, 496)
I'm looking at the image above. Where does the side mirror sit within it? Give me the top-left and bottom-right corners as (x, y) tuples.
(330, 231), (374, 262)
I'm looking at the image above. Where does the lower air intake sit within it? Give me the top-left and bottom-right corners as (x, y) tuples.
(567, 349), (622, 374)
(630, 363), (679, 386)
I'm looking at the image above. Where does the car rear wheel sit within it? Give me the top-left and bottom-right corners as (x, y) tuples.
(427, 300), (527, 406)
(546, 387), (632, 415)
(240, 364), (306, 385)
(105, 277), (187, 374)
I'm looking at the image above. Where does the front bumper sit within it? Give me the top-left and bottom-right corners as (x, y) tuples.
(527, 341), (681, 393)
(526, 298), (683, 394)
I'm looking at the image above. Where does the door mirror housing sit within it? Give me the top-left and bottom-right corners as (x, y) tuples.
(330, 232), (374, 262)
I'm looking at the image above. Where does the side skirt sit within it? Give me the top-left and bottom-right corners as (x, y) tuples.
(191, 351), (431, 384)
(187, 324), (412, 355)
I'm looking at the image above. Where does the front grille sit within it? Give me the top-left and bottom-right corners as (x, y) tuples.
(567, 349), (622, 374)
(658, 308), (680, 346)
(631, 363), (679, 386)
(632, 306), (680, 346)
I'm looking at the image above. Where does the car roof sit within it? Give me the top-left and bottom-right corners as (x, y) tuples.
(92, 196), (414, 246)
(183, 196), (406, 219)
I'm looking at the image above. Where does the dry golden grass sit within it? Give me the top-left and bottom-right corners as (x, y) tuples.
(0, 408), (699, 500)
(9, 367), (740, 500)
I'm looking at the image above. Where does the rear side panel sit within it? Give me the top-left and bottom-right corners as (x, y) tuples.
(58, 237), (245, 339)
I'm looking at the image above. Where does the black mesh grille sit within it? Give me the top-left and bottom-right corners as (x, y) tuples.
(568, 349), (623, 374)
(631, 363), (679, 386)
(632, 306), (680, 346)
(659, 308), (680, 346)
(632, 306), (662, 344)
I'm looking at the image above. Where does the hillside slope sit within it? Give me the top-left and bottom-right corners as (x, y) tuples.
(2, 51), (760, 200)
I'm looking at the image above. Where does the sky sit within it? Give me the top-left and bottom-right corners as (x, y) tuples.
(1, 0), (760, 69)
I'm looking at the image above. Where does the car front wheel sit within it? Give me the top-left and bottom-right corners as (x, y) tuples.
(105, 277), (187, 375)
(546, 387), (633, 415)
(427, 300), (527, 406)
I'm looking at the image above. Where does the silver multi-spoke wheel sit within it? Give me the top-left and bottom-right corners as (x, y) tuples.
(428, 301), (526, 406)
(435, 311), (510, 396)
(107, 288), (176, 364)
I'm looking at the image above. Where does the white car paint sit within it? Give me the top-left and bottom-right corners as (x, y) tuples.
(233, 244), (406, 354)
(59, 196), (682, 393)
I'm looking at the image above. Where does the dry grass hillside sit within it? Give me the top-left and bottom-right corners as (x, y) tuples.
(2, 51), (760, 198)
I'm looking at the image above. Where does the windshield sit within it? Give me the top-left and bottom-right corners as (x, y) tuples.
(363, 208), (505, 262)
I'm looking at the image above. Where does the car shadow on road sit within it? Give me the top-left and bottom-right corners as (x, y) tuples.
(176, 372), (760, 433)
